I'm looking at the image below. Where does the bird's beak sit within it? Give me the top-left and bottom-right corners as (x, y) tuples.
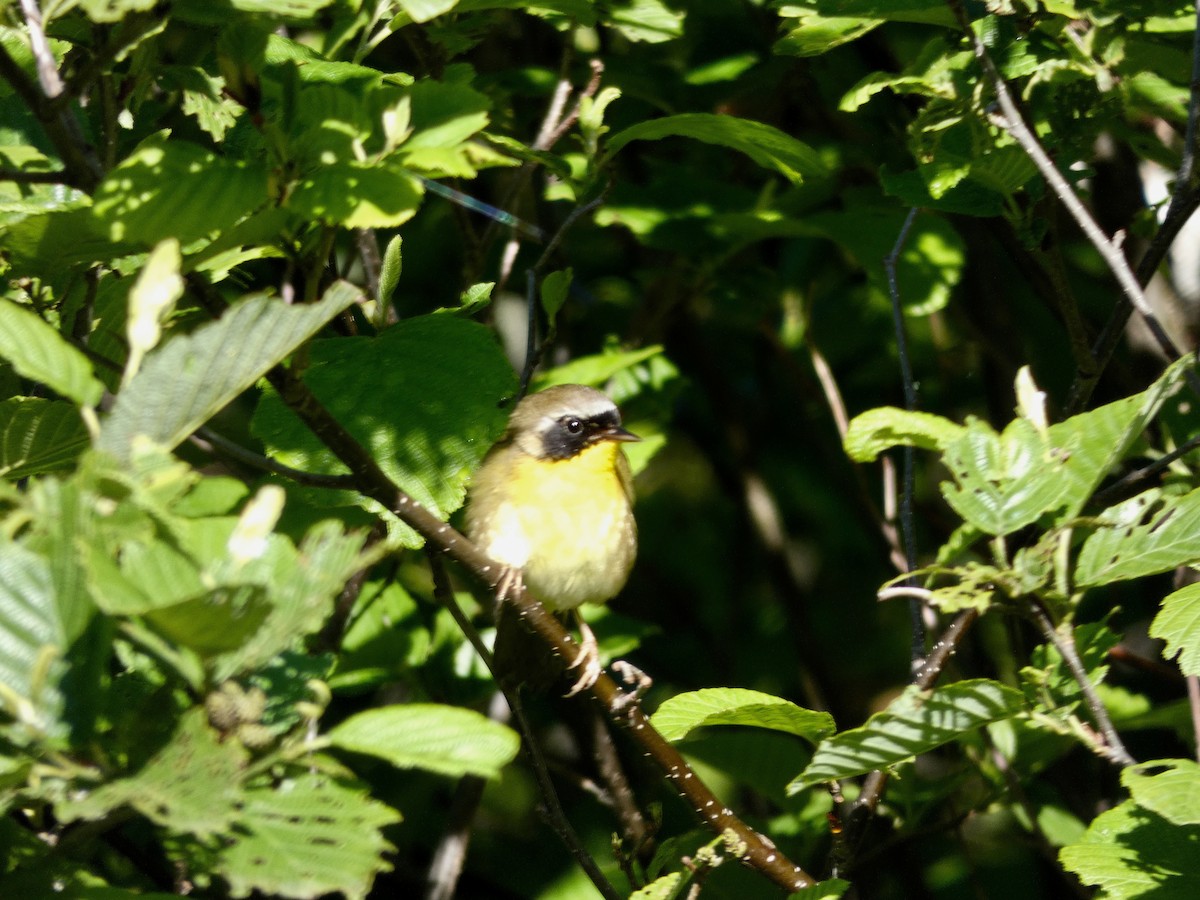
(602, 426), (641, 443)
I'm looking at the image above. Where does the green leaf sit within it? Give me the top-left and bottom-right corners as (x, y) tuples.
(534, 345), (664, 390)
(604, 114), (828, 184)
(540, 267), (572, 325)
(57, 709), (245, 838)
(1047, 355), (1190, 521)
(843, 407), (966, 462)
(397, 0), (460, 22)
(145, 586), (272, 657)
(0, 301), (104, 407)
(790, 679), (1025, 791)
(776, 13), (881, 58)
(216, 771), (399, 900)
(92, 135), (269, 246)
(1123, 760), (1200, 826)
(289, 164), (424, 228)
(789, 879), (851, 900)
(0, 398), (89, 479)
(651, 687), (835, 743)
(1060, 800), (1200, 899)
(77, 0), (158, 23)
(98, 282), (359, 463)
(215, 520), (368, 679)
(606, 0), (684, 43)
(940, 418), (1072, 536)
(327, 704), (520, 778)
(0, 543), (70, 733)
(1077, 488), (1200, 587)
(251, 314), (516, 545)
(1151, 582), (1200, 677)
(630, 872), (683, 899)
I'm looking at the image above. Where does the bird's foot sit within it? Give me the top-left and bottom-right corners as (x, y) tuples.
(609, 660), (652, 715)
(564, 616), (602, 697)
(493, 565), (523, 607)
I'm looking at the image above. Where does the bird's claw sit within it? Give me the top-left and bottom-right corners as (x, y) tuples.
(564, 617), (601, 697)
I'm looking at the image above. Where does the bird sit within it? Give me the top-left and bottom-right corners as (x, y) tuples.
(465, 383), (639, 694)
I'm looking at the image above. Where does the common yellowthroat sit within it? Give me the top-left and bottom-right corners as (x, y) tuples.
(465, 384), (639, 693)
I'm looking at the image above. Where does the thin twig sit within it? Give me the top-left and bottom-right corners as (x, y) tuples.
(1090, 431), (1200, 507)
(883, 207), (926, 668)
(835, 609), (981, 874)
(1071, 2), (1200, 411)
(1029, 603), (1136, 767)
(517, 191), (609, 397)
(191, 426), (358, 489)
(0, 167), (76, 185)
(947, 0), (1200, 403)
(4, 2), (103, 191)
(426, 556), (623, 900)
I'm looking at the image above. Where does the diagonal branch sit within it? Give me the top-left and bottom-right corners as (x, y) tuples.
(186, 276), (818, 894)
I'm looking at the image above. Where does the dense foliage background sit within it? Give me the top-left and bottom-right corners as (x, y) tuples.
(4, 0), (1200, 897)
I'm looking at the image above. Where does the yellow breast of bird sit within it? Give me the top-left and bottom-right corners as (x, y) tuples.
(481, 441), (636, 611)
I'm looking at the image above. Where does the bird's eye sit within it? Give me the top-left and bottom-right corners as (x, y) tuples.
(564, 417), (583, 434)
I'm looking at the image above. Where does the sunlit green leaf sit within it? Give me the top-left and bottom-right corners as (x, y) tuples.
(1123, 759), (1200, 826)
(216, 771), (399, 900)
(1077, 488), (1200, 586)
(0, 398), (89, 479)
(652, 687), (835, 743)
(98, 282), (358, 463)
(605, 114), (828, 183)
(844, 407), (965, 462)
(1151, 582), (1200, 677)
(791, 679), (1024, 791)
(1061, 800), (1200, 899)
(0, 302), (104, 407)
(327, 704), (520, 778)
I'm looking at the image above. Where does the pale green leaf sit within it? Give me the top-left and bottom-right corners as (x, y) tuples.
(1047, 355), (1190, 521)
(1123, 759), (1200, 826)
(1151, 582), (1200, 677)
(789, 879), (851, 900)
(1077, 488), (1200, 587)
(940, 418), (1072, 536)
(534, 346), (664, 390)
(604, 114), (828, 184)
(607, 0), (684, 43)
(327, 704), (520, 779)
(630, 872), (683, 899)
(217, 772), (399, 900)
(776, 13), (881, 58)
(77, 0), (158, 23)
(397, 0), (459, 22)
(92, 136), (269, 245)
(0, 301), (104, 406)
(541, 268), (572, 324)
(56, 709), (245, 838)
(1060, 800), (1200, 899)
(651, 688), (834, 744)
(790, 679), (1024, 791)
(98, 282), (359, 463)
(843, 407), (965, 462)
(0, 398), (89, 479)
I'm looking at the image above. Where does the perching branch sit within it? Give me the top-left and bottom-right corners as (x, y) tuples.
(185, 276), (818, 894)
